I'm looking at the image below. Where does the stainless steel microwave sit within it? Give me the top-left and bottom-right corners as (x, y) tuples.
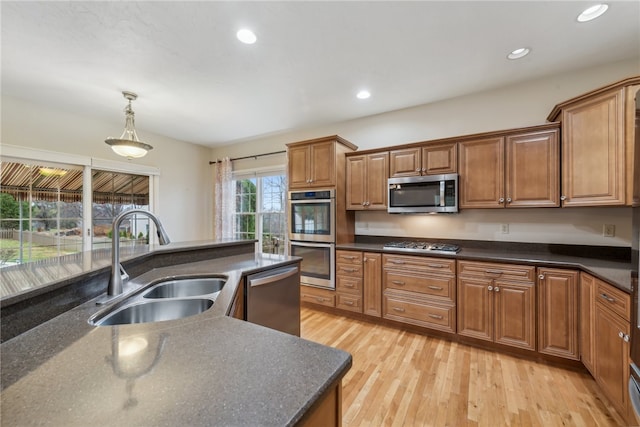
(388, 173), (458, 214)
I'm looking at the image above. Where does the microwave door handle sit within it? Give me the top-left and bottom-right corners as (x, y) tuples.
(439, 180), (445, 207)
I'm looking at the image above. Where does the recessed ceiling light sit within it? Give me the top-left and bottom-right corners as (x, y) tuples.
(237, 29), (257, 44)
(356, 90), (371, 100)
(577, 4), (609, 22)
(507, 47), (531, 60)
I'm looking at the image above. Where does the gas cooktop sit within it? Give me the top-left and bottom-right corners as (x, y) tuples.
(383, 241), (460, 255)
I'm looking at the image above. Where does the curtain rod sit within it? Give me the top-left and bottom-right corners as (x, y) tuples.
(209, 150), (286, 165)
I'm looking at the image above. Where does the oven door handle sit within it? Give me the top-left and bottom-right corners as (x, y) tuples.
(290, 241), (333, 248)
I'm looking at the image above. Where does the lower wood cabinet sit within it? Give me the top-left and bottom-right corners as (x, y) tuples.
(362, 253), (382, 317)
(382, 254), (456, 333)
(580, 272), (596, 373)
(457, 260), (536, 351)
(335, 250), (382, 316)
(537, 267), (579, 360)
(301, 285), (335, 308)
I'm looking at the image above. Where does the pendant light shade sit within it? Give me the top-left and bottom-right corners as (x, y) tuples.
(105, 91), (153, 159)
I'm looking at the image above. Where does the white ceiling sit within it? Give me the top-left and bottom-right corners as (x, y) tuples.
(2, 1), (639, 147)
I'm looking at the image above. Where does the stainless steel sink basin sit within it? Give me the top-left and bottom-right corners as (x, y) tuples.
(143, 277), (226, 299)
(90, 299), (213, 326)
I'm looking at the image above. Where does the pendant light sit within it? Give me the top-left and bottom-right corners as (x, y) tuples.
(105, 91), (153, 159)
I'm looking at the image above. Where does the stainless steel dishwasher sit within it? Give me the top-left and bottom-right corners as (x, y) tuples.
(245, 264), (301, 336)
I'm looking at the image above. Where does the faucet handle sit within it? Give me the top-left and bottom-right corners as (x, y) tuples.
(119, 263), (130, 282)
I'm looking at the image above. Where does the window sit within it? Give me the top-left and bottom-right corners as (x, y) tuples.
(0, 161), (83, 266)
(233, 171), (286, 255)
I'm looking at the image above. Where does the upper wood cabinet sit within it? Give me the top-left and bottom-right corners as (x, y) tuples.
(287, 136), (357, 190)
(346, 152), (389, 210)
(547, 77), (640, 207)
(458, 125), (559, 208)
(389, 142), (457, 177)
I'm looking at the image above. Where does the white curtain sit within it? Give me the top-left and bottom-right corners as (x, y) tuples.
(214, 157), (234, 239)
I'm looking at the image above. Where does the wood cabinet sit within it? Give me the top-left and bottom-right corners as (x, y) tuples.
(580, 272), (632, 423)
(457, 261), (536, 351)
(301, 285), (335, 308)
(389, 142), (457, 177)
(335, 250), (364, 313)
(299, 381), (342, 427)
(537, 268), (579, 359)
(363, 252), (382, 317)
(346, 152), (389, 210)
(335, 250), (382, 317)
(579, 272), (596, 374)
(383, 254), (456, 333)
(547, 77), (640, 206)
(458, 126), (559, 208)
(287, 136), (357, 190)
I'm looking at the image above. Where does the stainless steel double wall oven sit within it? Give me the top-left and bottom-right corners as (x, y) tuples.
(288, 189), (336, 290)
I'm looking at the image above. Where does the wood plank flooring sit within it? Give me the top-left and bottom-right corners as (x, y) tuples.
(300, 307), (627, 427)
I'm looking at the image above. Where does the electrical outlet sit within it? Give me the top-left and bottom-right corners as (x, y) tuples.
(603, 224), (615, 237)
(500, 223), (509, 234)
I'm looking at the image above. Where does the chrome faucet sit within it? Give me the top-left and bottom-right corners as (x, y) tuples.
(99, 209), (170, 304)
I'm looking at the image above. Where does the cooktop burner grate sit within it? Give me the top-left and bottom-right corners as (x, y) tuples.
(383, 241), (460, 254)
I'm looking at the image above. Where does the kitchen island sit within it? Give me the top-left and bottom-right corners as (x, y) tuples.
(1, 242), (352, 426)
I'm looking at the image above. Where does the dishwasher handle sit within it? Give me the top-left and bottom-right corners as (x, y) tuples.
(249, 266), (299, 287)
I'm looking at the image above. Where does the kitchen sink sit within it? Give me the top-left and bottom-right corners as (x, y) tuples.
(143, 277), (226, 299)
(90, 298), (214, 326)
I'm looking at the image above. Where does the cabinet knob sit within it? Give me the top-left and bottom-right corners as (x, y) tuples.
(619, 331), (625, 339)
(362, 202), (366, 206)
(498, 198), (505, 204)
(538, 274), (545, 280)
(415, 168), (421, 172)
(421, 168), (426, 172)
(488, 285), (494, 291)
(624, 334), (630, 342)
(560, 195), (567, 201)
(506, 198), (512, 203)
(495, 286), (500, 292)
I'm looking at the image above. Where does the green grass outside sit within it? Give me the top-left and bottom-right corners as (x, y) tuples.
(0, 238), (78, 264)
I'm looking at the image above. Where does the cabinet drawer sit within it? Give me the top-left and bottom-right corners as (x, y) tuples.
(383, 271), (455, 302)
(336, 263), (363, 277)
(336, 250), (363, 265)
(458, 260), (535, 283)
(383, 254), (455, 275)
(384, 295), (455, 333)
(336, 293), (363, 313)
(595, 280), (630, 321)
(336, 276), (363, 293)
(300, 286), (335, 308)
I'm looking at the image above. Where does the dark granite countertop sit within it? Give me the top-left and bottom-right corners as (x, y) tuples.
(1, 252), (352, 426)
(336, 242), (632, 293)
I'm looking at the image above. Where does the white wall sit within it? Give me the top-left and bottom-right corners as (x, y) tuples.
(1, 96), (213, 242)
(211, 59), (640, 247)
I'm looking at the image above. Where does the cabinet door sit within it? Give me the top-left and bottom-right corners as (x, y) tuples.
(365, 152), (389, 209)
(309, 141), (335, 187)
(363, 253), (382, 317)
(288, 145), (311, 189)
(422, 142), (457, 175)
(457, 276), (493, 342)
(537, 268), (579, 359)
(594, 303), (630, 417)
(346, 155), (367, 210)
(562, 88), (625, 206)
(580, 272), (596, 374)
(458, 137), (505, 208)
(494, 280), (535, 351)
(389, 148), (421, 177)
(505, 129), (559, 207)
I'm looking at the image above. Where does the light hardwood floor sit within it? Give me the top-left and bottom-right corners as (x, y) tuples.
(300, 307), (628, 427)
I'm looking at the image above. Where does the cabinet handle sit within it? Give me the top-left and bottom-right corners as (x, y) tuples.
(600, 293), (616, 303)
(392, 307), (405, 313)
(341, 267), (357, 273)
(340, 255), (357, 260)
(343, 283), (355, 288)
(427, 264), (444, 268)
(485, 269), (503, 276)
(488, 285), (494, 291)
(427, 285), (443, 290)
(343, 300), (354, 306)
(314, 297), (326, 303)
(495, 286), (500, 292)
(391, 260), (406, 264)
(538, 274), (545, 280)
(428, 314), (443, 320)
(560, 195), (567, 201)
(392, 280), (406, 286)
(498, 197), (505, 204)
